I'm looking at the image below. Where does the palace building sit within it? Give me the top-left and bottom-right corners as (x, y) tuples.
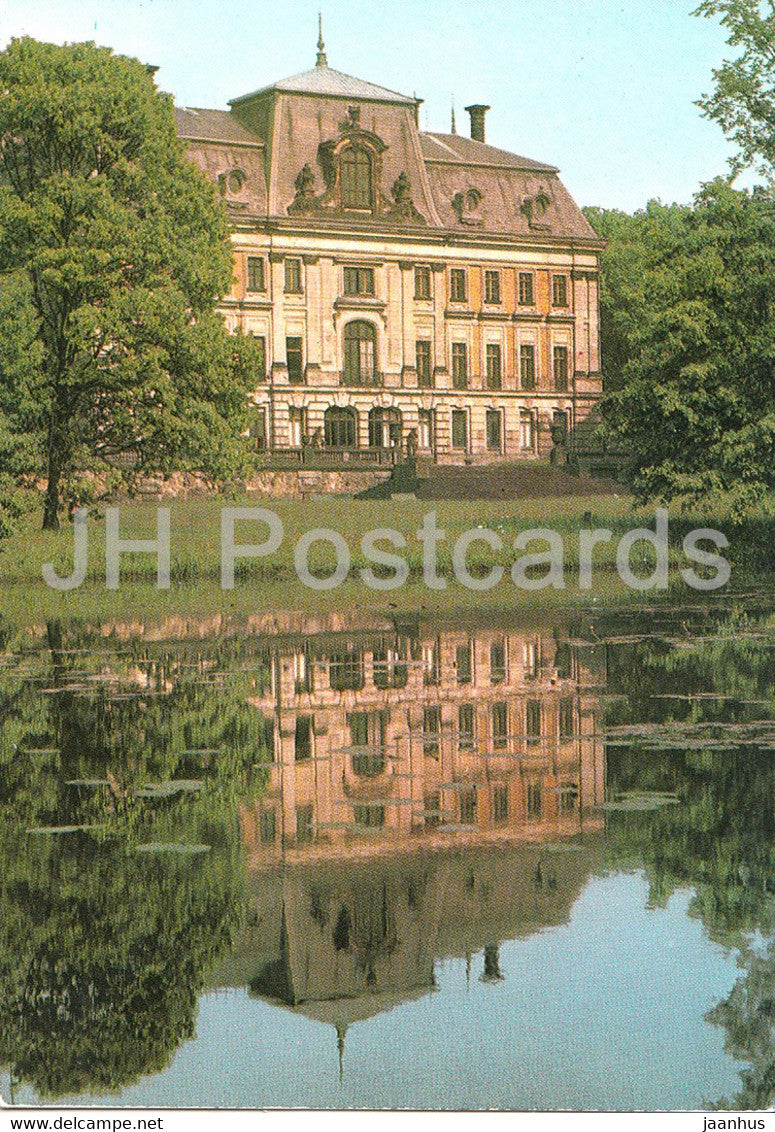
(176, 27), (603, 466)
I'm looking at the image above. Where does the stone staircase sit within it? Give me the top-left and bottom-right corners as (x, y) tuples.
(357, 459), (623, 501)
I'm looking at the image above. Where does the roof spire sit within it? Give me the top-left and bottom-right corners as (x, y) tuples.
(316, 12), (328, 67)
(336, 1023), (347, 1084)
(451, 96), (457, 135)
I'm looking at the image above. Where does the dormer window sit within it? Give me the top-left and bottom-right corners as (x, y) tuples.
(219, 168), (246, 196)
(341, 146), (373, 210)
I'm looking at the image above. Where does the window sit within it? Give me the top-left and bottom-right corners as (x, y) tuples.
(329, 649), (364, 689)
(552, 408), (568, 444)
(553, 346), (569, 392)
(247, 256), (265, 292)
(343, 265), (375, 296)
(520, 344), (536, 390)
(458, 703), (475, 750)
(324, 406), (357, 449)
(526, 700), (542, 744)
(373, 644), (408, 689)
(341, 146), (373, 209)
(418, 409), (434, 450)
(289, 406), (305, 449)
(486, 408), (502, 451)
(295, 715), (313, 761)
(368, 406), (402, 449)
(353, 803), (385, 828)
(349, 711), (386, 776)
(423, 642), (440, 685)
(296, 804), (314, 843)
(451, 342), (468, 389)
(286, 336), (304, 385)
(526, 782), (542, 817)
(523, 640), (539, 679)
(415, 265), (431, 299)
(343, 319), (377, 386)
(450, 268), (467, 302)
(484, 269), (501, 304)
(259, 808), (277, 844)
(293, 647), (312, 693)
(492, 702), (508, 750)
(451, 409), (468, 451)
(253, 335), (267, 382)
(559, 698), (575, 740)
(486, 343), (502, 390)
(493, 785), (509, 825)
(249, 406), (267, 451)
(555, 641), (572, 680)
(424, 791), (441, 828)
(460, 787), (477, 825)
(559, 781), (578, 815)
(456, 642), (472, 684)
(520, 410), (535, 451)
(519, 272), (535, 306)
(423, 706), (441, 753)
(490, 639), (507, 683)
(284, 258), (302, 293)
(416, 340), (433, 387)
(552, 273), (569, 307)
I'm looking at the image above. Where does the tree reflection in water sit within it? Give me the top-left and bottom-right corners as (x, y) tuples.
(602, 608), (775, 1109)
(0, 620), (270, 1098)
(4, 605), (775, 1107)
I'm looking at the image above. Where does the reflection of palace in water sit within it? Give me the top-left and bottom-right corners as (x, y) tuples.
(241, 616), (605, 854)
(213, 615), (607, 1058)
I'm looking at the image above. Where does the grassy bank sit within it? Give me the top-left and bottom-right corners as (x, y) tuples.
(0, 491), (685, 585)
(0, 490), (766, 627)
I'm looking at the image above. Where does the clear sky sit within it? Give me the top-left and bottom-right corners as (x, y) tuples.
(0, 0), (748, 211)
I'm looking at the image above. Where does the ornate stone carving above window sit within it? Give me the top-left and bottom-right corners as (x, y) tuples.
(288, 163), (319, 215)
(218, 167), (249, 211)
(520, 183), (554, 231)
(286, 108), (424, 225)
(387, 172), (425, 225)
(452, 187), (484, 227)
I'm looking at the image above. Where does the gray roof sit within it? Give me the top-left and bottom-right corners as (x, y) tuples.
(175, 107), (262, 145)
(230, 64), (417, 106)
(420, 132), (558, 173)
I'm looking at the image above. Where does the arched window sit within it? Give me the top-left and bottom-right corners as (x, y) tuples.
(325, 406), (358, 449)
(368, 407), (402, 449)
(341, 146), (373, 209)
(343, 320), (377, 386)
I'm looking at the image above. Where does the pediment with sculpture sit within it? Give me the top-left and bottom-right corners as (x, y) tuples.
(288, 104), (426, 225)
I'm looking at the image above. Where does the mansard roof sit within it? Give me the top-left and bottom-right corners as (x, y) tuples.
(230, 64), (418, 107)
(175, 106), (263, 146)
(420, 132), (558, 174)
(176, 58), (601, 243)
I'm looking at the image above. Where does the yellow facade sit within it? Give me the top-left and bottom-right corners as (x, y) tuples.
(177, 47), (604, 465)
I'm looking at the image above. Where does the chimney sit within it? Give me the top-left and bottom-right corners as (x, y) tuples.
(465, 104), (490, 143)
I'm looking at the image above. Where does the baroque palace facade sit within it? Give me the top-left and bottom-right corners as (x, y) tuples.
(176, 32), (603, 464)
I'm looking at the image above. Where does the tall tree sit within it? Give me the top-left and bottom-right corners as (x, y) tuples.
(695, 0), (775, 177)
(0, 38), (259, 529)
(596, 180), (775, 503)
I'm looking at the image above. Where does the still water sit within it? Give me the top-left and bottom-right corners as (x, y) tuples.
(1, 597), (775, 1110)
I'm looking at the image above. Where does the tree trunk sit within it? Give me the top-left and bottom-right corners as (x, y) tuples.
(43, 441), (61, 531)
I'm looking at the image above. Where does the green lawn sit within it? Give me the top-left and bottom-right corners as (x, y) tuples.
(0, 489), (758, 627)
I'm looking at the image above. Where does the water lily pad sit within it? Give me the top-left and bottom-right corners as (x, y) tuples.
(27, 824), (105, 835)
(600, 792), (680, 812)
(136, 779), (204, 798)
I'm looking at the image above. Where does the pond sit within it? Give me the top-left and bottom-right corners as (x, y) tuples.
(1, 594), (775, 1110)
